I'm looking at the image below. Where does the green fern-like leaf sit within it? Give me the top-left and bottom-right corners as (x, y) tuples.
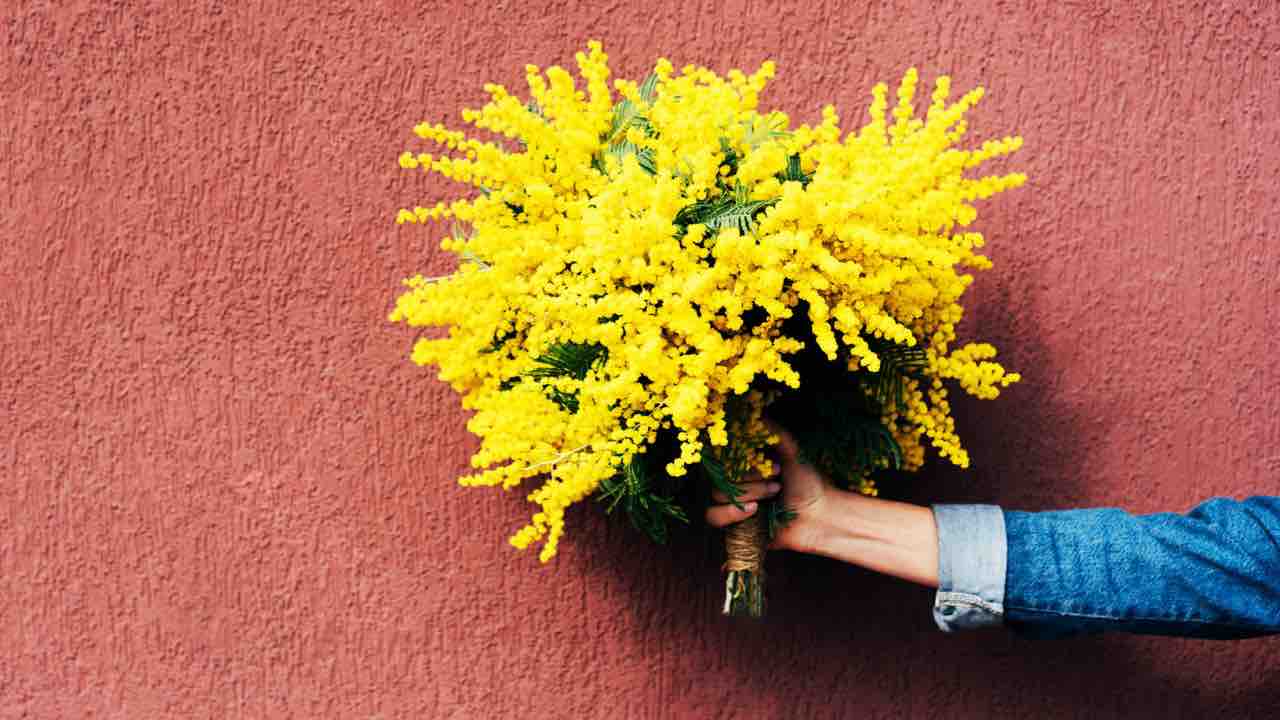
(697, 392), (778, 509)
(845, 414), (904, 475)
(594, 72), (660, 176)
(448, 221), (492, 270)
(597, 453), (688, 544)
(604, 73), (656, 143)
(599, 142), (656, 175)
(699, 443), (745, 510)
(674, 195), (778, 235)
(636, 71), (658, 104)
(527, 341), (607, 380)
(499, 341), (608, 412)
(776, 153), (812, 186)
(864, 337), (928, 413)
(740, 109), (791, 145)
(752, 305), (915, 494)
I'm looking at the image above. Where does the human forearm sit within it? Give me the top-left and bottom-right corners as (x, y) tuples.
(800, 488), (940, 588)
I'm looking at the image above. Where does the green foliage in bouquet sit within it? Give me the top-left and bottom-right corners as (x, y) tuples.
(388, 41), (1024, 615)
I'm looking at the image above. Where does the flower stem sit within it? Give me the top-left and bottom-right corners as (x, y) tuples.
(722, 510), (766, 617)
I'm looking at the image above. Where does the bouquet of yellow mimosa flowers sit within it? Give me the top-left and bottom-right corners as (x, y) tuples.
(388, 41), (1023, 615)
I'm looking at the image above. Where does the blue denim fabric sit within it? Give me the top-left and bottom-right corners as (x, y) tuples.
(1003, 496), (1280, 639)
(931, 504), (1007, 632)
(933, 497), (1280, 639)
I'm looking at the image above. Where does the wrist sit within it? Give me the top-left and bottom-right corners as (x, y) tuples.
(798, 489), (940, 587)
(804, 488), (883, 553)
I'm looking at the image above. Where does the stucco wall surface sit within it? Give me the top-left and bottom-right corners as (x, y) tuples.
(4, 1), (1279, 717)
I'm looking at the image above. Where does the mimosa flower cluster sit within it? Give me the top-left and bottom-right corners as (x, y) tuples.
(389, 41), (1024, 562)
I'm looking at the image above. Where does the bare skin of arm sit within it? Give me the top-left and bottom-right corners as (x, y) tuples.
(705, 422), (940, 588)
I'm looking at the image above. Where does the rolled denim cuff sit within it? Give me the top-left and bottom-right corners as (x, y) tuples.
(930, 504), (1008, 632)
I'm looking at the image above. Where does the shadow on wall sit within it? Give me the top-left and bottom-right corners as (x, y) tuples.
(917, 273), (1112, 510)
(557, 292), (1280, 717)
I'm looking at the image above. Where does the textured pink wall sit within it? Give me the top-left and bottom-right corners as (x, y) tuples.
(4, 1), (1279, 717)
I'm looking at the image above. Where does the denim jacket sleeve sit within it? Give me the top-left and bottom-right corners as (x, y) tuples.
(932, 497), (1280, 639)
(930, 504), (1008, 632)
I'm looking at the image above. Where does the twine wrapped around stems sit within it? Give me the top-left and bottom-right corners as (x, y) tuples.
(724, 512), (765, 572)
(722, 503), (767, 616)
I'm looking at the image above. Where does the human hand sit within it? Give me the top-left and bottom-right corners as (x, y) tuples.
(703, 420), (833, 554)
(703, 419), (941, 586)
